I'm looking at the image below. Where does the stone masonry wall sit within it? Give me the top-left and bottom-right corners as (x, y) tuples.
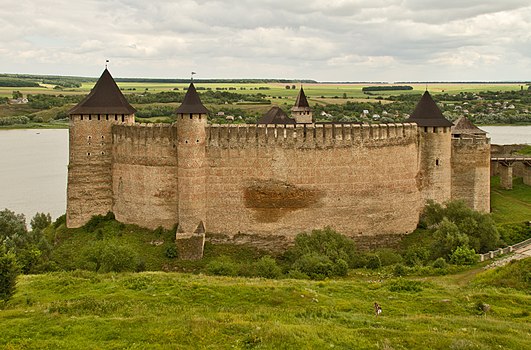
(204, 123), (421, 245)
(112, 124), (178, 229)
(451, 136), (491, 213)
(417, 127), (452, 205)
(67, 114), (133, 228)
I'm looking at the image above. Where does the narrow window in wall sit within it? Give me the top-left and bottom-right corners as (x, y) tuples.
(81, 115), (84, 121)
(89, 115), (92, 121)
(98, 115), (101, 121)
(436, 159), (440, 166)
(121, 116), (124, 122)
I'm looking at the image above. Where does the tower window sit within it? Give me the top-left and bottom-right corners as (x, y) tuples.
(98, 115), (101, 121)
(436, 159), (440, 166)
(89, 115), (92, 121)
(190, 115), (193, 119)
(81, 115), (84, 121)
(121, 116), (124, 122)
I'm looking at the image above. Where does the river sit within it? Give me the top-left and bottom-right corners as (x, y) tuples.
(0, 125), (529, 221)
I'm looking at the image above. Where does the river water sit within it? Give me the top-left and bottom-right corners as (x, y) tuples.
(0, 126), (529, 221)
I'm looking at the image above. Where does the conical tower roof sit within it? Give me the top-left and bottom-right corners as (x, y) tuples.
(405, 91), (453, 127)
(175, 83), (209, 114)
(452, 116), (486, 135)
(258, 106), (296, 124)
(293, 86), (310, 108)
(69, 69), (136, 115)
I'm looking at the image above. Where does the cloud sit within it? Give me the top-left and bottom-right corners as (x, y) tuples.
(0, 0), (530, 80)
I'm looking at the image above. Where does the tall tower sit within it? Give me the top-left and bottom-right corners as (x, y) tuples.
(450, 117), (490, 212)
(66, 69), (135, 228)
(291, 86), (313, 123)
(406, 91), (453, 205)
(175, 83), (209, 259)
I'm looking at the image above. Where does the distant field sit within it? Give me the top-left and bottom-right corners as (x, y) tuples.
(0, 82), (526, 99)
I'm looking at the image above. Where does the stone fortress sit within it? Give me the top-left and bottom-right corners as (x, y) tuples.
(66, 69), (491, 259)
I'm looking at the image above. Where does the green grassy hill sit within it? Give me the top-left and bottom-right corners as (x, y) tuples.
(2, 265), (530, 349)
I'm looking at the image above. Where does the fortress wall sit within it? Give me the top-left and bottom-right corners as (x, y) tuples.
(205, 123), (421, 243)
(111, 124), (178, 229)
(451, 136), (491, 212)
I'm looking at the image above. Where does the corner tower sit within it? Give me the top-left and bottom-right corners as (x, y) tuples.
(66, 69), (135, 228)
(291, 87), (313, 123)
(451, 117), (490, 212)
(406, 91), (453, 205)
(175, 83), (209, 259)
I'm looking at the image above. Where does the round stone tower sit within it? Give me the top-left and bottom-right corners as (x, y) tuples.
(175, 83), (209, 259)
(66, 68), (135, 228)
(406, 91), (453, 205)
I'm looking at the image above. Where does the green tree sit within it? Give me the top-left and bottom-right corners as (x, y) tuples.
(12, 91), (23, 99)
(0, 245), (20, 303)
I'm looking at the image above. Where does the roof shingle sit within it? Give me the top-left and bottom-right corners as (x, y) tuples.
(69, 69), (136, 115)
(175, 83), (209, 114)
(405, 91), (453, 127)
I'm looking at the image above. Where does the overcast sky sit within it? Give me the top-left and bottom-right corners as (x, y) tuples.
(1, 0), (530, 81)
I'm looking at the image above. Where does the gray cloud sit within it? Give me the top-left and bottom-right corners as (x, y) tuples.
(0, 0), (530, 80)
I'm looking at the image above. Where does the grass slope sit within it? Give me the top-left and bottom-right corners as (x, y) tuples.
(1, 268), (530, 349)
(490, 177), (531, 224)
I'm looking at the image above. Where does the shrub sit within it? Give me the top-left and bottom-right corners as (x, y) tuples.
(285, 227), (357, 267)
(388, 278), (423, 292)
(403, 244), (430, 267)
(432, 257), (448, 269)
(165, 246), (178, 259)
(449, 246), (478, 265)
(253, 256), (282, 279)
(375, 249), (403, 266)
(393, 263), (408, 277)
(285, 270), (310, 280)
(365, 254), (381, 270)
(432, 218), (469, 259)
(291, 253), (335, 280)
(84, 212), (116, 232)
(0, 246), (20, 303)
(81, 241), (139, 273)
(498, 223), (531, 245)
(206, 256), (239, 276)
(422, 200), (500, 255)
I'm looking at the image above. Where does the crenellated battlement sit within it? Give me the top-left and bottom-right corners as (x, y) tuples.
(207, 122), (418, 148)
(112, 123), (176, 145)
(451, 135), (490, 146)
